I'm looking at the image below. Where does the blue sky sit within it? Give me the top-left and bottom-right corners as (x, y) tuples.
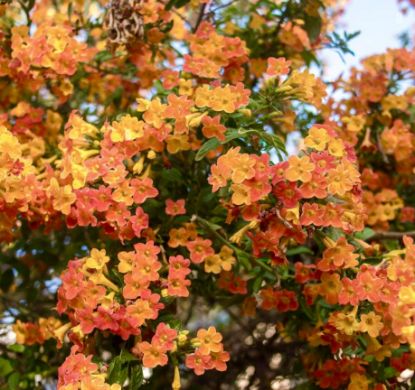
(323, 0), (414, 79)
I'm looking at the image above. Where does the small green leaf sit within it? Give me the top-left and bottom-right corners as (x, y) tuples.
(195, 129), (249, 161)
(108, 356), (128, 385)
(354, 227), (375, 240)
(94, 50), (113, 63)
(195, 138), (221, 161)
(8, 372), (20, 390)
(286, 246), (313, 256)
(251, 277), (263, 293)
(165, 0), (190, 10)
(7, 344), (25, 353)
(129, 364), (143, 389)
(0, 357), (13, 377)
(383, 367), (397, 379)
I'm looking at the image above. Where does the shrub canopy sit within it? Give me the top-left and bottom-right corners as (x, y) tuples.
(1, 0), (415, 389)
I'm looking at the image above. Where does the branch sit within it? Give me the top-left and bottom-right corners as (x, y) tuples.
(191, 215), (275, 274)
(371, 231), (415, 240)
(193, 3), (207, 32)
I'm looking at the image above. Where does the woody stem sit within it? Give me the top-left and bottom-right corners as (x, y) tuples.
(192, 215), (275, 273)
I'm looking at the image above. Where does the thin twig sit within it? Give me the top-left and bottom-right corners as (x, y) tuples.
(370, 231), (415, 240)
(193, 3), (207, 32)
(192, 215), (275, 273)
(375, 128), (390, 165)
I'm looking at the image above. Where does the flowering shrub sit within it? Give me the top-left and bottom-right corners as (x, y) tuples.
(2, 0), (415, 389)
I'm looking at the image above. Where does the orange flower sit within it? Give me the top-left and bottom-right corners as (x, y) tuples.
(186, 237), (214, 264)
(167, 274), (191, 297)
(209, 147), (256, 190)
(185, 351), (213, 375)
(317, 237), (359, 272)
(266, 57), (291, 77)
(168, 227), (190, 248)
(327, 163), (358, 196)
(142, 98), (166, 129)
(125, 299), (154, 327)
(284, 155), (315, 183)
(195, 327), (223, 355)
(202, 115), (227, 141)
(319, 273), (341, 305)
(137, 341), (168, 368)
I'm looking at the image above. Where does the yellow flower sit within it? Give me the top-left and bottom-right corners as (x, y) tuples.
(330, 309), (358, 336)
(185, 112), (207, 128)
(117, 251), (135, 273)
(0, 126), (21, 160)
(110, 115), (145, 142)
(178, 78), (193, 96)
(327, 138), (345, 157)
(166, 134), (191, 154)
(71, 163), (89, 189)
(359, 312), (383, 338)
(399, 285), (415, 305)
(143, 98), (166, 129)
(348, 373), (369, 390)
(204, 254), (222, 274)
(231, 183), (251, 205)
(85, 249), (110, 271)
(48, 178), (76, 215)
(136, 98), (151, 112)
(342, 115), (365, 133)
(304, 127), (329, 151)
(219, 246), (236, 271)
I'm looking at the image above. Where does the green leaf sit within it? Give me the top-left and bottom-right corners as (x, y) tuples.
(161, 168), (183, 182)
(304, 15), (322, 42)
(129, 364), (143, 389)
(165, 0), (190, 10)
(251, 276), (263, 293)
(383, 367), (397, 379)
(259, 132), (287, 155)
(108, 349), (138, 385)
(236, 251), (252, 271)
(119, 349), (137, 362)
(354, 227), (375, 241)
(94, 50), (113, 63)
(201, 219), (222, 231)
(0, 357), (13, 377)
(156, 314), (182, 330)
(7, 344), (25, 353)
(7, 372), (20, 390)
(108, 356), (128, 385)
(195, 138), (221, 161)
(195, 129), (249, 161)
(286, 246), (313, 256)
